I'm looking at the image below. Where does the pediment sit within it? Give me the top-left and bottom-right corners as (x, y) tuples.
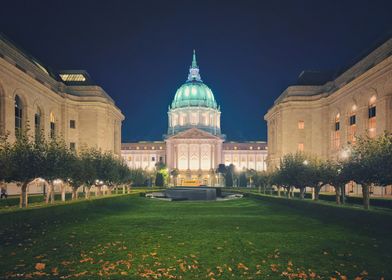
(168, 128), (220, 140)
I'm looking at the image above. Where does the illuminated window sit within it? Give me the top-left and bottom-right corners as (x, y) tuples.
(249, 146), (253, 150)
(298, 121), (305, 129)
(59, 73), (86, 82)
(159, 156), (163, 162)
(234, 146), (237, 150)
(348, 112), (356, 144)
(332, 114), (340, 150)
(159, 146), (162, 150)
(368, 97), (376, 138)
(241, 156), (246, 162)
(144, 146), (147, 150)
(34, 108), (41, 141)
(50, 112), (56, 139)
(152, 157), (155, 161)
(128, 156), (132, 161)
(15, 95), (23, 137)
(298, 143), (304, 152)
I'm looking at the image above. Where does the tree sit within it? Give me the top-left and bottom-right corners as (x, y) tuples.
(0, 134), (12, 185)
(41, 137), (74, 203)
(170, 168), (179, 186)
(239, 172), (247, 187)
(216, 164), (227, 187)
(155, 161), (168, 187)
(315, 160), (346, 204)
(225, 164), (235, 187)
(341, 133), (392, 209)
(8, 131), (44, 207)
(67, 154), (85, 200)
(253, 171), (270, 194)
(155, 172), (164, 187)
(78, 149), (100, 199)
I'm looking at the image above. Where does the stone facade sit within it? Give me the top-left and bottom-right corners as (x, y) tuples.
(0, 34), (124, 155)
(265, 37), (392, 170)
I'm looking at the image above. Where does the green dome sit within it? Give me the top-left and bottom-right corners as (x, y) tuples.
(170, 50), (218, 110)
(171, 81), (217, 109)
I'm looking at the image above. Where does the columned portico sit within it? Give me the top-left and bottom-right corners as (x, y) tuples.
(165, 128), (224, 182)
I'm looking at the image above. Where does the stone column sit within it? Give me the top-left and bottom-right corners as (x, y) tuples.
(199, 144), (201, 170)
(174, 145), (177, 168)
(210, 144), (213, 170)
(216, 142), (222, 167)
(166, 141), (172, 169)
(187, 144), (190, 170)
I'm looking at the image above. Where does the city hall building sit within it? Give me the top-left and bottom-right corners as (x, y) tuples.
(0, 34), (124, 154)
(0, 34), (124, 195)
(265, 37), (392, 195)
(121, 52), (267, 185)
(265, 37), (392, 168)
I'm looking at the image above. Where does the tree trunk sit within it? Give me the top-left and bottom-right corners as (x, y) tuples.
(362, 184), (370, 210)
(97, 185), (102, 196)
(123, 185), (126, 194)
(86, 187), (91, 199)
(335, 186), (341, 205)
(258, 185), (261, 193)
(263, 184), (266, 194)
(19, 182), (28, 208)
(46, 182), (53, 204)
(116, 186), (119, 194)
(341, 184), (346, 205)
(286, 187), (290, 198)
(50, 183), (55, 204)
(314, 185), (321, 201)
(299, 188), (305, 199)
(277, 186), (281, 197)
(61, 183), (66, 202)
(72, 188), (78, 200)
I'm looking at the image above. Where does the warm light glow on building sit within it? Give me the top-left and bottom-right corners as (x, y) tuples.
(59, 73), (86, 82)
(298, 120), (305, 129)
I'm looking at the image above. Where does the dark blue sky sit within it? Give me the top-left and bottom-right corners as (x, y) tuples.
(1, 0), (392, 142)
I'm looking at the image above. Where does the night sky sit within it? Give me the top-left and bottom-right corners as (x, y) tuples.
(1, 0), (392, 142)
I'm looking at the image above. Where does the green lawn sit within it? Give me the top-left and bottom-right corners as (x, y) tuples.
(1, 193), (391, 279)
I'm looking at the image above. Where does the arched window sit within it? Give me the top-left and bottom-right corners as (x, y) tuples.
(50, 112), (56, 139)
(332, 113), (340, 150)
(15, 95), (23, 137)
(190, 112), (198, 125)
(35, 108), (42, 141)
(368, 96), (376, 138)
(348, 105), (357, 144)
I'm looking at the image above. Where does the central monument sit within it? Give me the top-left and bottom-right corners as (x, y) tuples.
(164, 50), (225, 185)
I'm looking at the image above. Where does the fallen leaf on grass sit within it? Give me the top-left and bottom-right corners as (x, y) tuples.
(35, 263), (45, 270)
